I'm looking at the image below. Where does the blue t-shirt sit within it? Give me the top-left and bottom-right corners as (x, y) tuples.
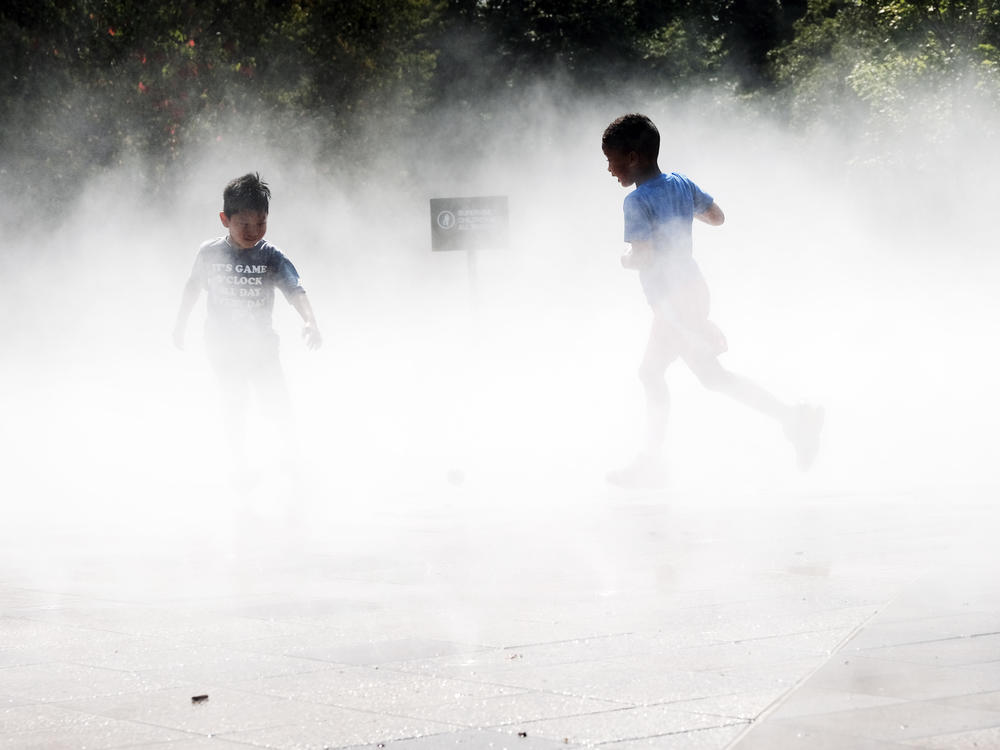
(189, 237), (305, 339)
(623, 172), (714, 304)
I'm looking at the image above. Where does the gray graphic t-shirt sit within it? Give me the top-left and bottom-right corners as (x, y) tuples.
(189, 237), (304, 339)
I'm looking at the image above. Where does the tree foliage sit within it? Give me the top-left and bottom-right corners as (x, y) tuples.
(771, 0), (1000, 113)
(1, 0), (998, 215)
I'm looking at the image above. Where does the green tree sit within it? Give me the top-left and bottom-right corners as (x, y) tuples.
(0, 0), (443, 220)
(428, 0), (735, 104)
(714, 0), (808, 90)
(770, 0), (1000, 121)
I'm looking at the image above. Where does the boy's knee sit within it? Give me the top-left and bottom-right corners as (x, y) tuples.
(692, 364), (728, 392)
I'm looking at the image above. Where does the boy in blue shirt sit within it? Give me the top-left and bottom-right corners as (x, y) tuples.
(602, 114), (823, 488)
(173, 172), (322, 473)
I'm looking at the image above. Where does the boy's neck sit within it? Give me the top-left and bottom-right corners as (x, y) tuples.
(634, 160), (662, 187)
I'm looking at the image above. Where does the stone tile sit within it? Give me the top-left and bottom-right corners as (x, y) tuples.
(848, 615), (1000, 650)
(0, 663), (177, 703)
(598, 723), (747, 749)
(805, 655), (1000, 701)
(0, 590), (85, 610)
(729, 627), (857, 657)
(289, 638), (488, 666)
(768, 686), (907, 719)
(664, 689), (788, 721)
(458, 658), (736, 705)
(517, 704), (744, 746)
(209, 592), (392, 621)
(227, 627), (413, 658)
(877, 590), (1000, 624)
(351, 727), (583, 748)
(218, 712), (458, 749)
(705, 656), (827, 692)
(860, 633), (1000, 668)
(901, 725), (1000, 749)
(564, 624), (725, 652)
(230, 664), (520, 713)
(699, 606), (881, 643)
(938, 690), (1000, 713)
(135, 650), (327, 685)
(61, 685), (373, 735)
(0, 703), (111, 734)
(154, 615), (331, 647)
(0, 648), (50, 669)
(771, 700), (1000, 743)
(403, 690), (622, 727)
(386, 636), (643, 680)
(0, 715), (191, 749)
(731, 717), (928, 749)
(646, 640), (828, 672)
(0, 630), (212, 673)
(38, 638), (317, 679)
(116, 739), (258, 749)
(8, 606), (188, 636)
(9, 606), (316, 646)
(0, 694), (33, 709)
(610, 654), (820, 698)
(0, 616), (126, 651)
(419, 618), (638, 650)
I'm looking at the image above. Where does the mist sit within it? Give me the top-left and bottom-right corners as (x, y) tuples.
(1, 75), (998, 605)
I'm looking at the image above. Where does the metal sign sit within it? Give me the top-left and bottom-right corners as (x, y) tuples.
(430, 196), (509, 251)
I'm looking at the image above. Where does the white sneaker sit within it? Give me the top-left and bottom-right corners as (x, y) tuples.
(785, 404), (825, 471)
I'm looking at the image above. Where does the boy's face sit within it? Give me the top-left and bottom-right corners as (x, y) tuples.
(603, 146), (641, 187)
(220, 209), (267, 249)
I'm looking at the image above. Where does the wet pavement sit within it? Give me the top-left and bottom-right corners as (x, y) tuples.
(1, 466), (998, 749)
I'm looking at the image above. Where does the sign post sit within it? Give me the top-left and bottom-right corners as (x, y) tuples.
(428, 196), (509, 484)
(430, 195), (509, 309)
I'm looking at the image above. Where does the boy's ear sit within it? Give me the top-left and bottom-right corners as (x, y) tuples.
(219, 211), (230, 227)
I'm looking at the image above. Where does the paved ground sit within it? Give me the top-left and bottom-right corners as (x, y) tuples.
(1, 461), (998, 750)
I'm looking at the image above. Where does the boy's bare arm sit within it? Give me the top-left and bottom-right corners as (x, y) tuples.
(172, 277), (201, 350)
(695, 201), (725, 226)
(291, 292), (322, 350)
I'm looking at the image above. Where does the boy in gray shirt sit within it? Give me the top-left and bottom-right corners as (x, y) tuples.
(173, 172), (321, 474)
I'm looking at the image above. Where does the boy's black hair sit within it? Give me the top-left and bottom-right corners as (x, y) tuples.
(602, 114), (660, 160)
(223, 172), (270, 217)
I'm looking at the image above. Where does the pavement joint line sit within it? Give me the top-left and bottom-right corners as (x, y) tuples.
(858, 630), (1000, 650)
(588, 720), (751, 747)
(492, 633), (639, 650)
(719, 573), (925, 749)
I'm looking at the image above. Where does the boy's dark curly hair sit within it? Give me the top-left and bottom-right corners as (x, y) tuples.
(602, 114), (660, 160)
(223, 172), (271, 217)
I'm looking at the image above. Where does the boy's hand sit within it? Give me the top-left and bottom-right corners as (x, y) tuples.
(302, 322), (322, 350)
(621, 244), (653, 271)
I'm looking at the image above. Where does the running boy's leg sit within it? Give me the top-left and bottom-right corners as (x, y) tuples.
(683, 351), (824, 469)
(216, 368), (251, 473)
(638, 314), (683, 456)
(683, 352), (790, 422)
(607, 315), (682, 488)
(254, 359), (295, 450)
(249, 335), (299, 475)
